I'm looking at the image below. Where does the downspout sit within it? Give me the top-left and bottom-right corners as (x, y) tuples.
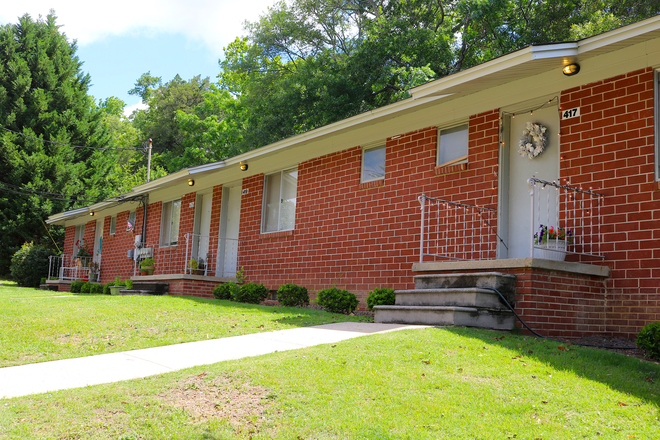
(141, 195), (148, 245)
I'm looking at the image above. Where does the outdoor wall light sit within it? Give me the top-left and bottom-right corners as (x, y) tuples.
(89, 211), (94, 216)
(188, 179), (195, 186)
(562, 63), (580, 76)
(240, 162), (248, 171)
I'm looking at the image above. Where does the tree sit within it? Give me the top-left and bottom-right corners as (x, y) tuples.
(0, 13), (110, 274)
(215, 0), (660, 152)
(130, 74), (211, 163)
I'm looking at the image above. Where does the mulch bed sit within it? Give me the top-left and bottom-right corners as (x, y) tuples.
(565, 335), (658, 364)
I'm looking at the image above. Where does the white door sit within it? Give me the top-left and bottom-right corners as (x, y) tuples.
(217, 184), (242, 277)
(93, 220), (103, 264)
(503, 106), (560, 258)
(195, 193), (213, 264)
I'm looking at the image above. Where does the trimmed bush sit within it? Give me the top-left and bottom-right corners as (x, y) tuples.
(102, 283), (111, 295)
(70, 280), (84, 293)
(9, 242), (51, 288)
(637, 321), (660, 360)
(235, 282), (269, 304)
(316, 287), (358, 314)
(277, 283), (309, 307)
(89, 283), (103, 294)
(366, 288), (396, 311)
(213, 281), (239, 300)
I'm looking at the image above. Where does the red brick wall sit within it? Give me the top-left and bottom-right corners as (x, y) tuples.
(561, 67), (660, 336)
(237, 110), (501, 304)
(98, 209), (141, 283)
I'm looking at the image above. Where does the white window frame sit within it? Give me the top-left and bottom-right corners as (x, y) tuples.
(437, 123), (469, 167)
(261, 168), (298, 233)
(655, 69), (660, 181)
(361, 144), (386, 183)
(160, 199), (181, 246)
(109, 216), (116, 235)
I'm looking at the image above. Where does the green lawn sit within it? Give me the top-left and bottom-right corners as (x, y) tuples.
(1, 326), (658, 439)
(0, 283), (370, 367)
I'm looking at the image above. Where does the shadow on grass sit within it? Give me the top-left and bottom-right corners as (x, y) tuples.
(440, 326), (660, 404)
(153, 294), (373, 328)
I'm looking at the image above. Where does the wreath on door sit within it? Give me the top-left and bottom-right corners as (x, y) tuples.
(518, 122), (548, 160)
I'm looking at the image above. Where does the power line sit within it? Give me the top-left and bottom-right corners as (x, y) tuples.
(0, 125), (143, 151)
(0, 182), (98, 203)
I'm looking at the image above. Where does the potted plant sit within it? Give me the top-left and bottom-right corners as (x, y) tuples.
(188, 258), (205, 275)
(75, 240), (91, 267)
(109, 276), (123, 295)
(88, 261), (100, 283)
(534, 225), (573, 261)
(140, 257), (155, 275)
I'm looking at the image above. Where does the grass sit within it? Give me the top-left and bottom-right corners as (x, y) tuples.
(1, 327), (659, 439)
(0, 283), (370, 367)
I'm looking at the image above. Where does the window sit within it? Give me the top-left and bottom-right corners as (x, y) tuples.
(262, 168), (297, 233)
(109, 216), (116, 235)
(361, 145), (386, 182)
(438, 124), (469, 167)
(127, 210), (136, 232)
(160, 200), (181, 245)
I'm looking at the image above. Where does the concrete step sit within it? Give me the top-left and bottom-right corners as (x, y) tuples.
(374, 305), (515, 330)
(117, 289), (164, 296)
(131, 283), (169, 295)
(394, 288), (510, 310)
(414, 272), (516, 305)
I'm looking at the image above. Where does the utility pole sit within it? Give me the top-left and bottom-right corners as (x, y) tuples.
(146, 138), (152, 182)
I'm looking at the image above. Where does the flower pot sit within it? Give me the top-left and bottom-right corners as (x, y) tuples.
(109, 286), (122, 295)
(89, 273), (99, 283)
(536, 239), (567, 261)
(141, 266), (154, 276)
(140, 269), (148, 276)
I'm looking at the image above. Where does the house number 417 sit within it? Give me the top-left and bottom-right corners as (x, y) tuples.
(561, 107), (580, 120)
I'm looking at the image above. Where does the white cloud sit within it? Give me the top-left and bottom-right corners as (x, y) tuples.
(0, 0), (276, 55)
(123, 101), (148, 117)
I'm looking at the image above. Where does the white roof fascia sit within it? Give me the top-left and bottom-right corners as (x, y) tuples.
(530, 43), (578, 59)
(409, 46), (536, 99)
(577, 14), (660, 55)
(222, 94), (451, 167)
(188, 161), (225, 174)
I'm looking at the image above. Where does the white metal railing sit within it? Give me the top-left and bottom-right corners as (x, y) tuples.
(419, 194), (500, 262)
(132, 234), (242, 278)
(48, 255), (95, 281)
(528, 178), (605, 259)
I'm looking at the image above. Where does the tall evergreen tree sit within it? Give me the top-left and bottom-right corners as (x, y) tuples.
(0, 13), (110, 274)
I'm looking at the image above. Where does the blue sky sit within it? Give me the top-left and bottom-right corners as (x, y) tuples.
(0, 0), (276, 114)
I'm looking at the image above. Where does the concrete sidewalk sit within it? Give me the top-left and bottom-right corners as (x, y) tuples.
(0, 323), (424, 399)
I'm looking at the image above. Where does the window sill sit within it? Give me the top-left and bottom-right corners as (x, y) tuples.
(260, 230), (294, 239)
(435, 162), (468, 176)
(359, 179), (385, 190)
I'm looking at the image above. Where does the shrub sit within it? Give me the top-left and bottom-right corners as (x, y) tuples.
(70, 280), (84, 293)
(366, 288), (396, 311)
(102, 283), (111, 295)
(316, 287), (358, 314)
(125, 279), (133, 290)
(80, 281), (93, 294)
(277, 283), (309, 307)
(40, 277), (47, 285)
(89, 283), (103, 294)
(637, 321), (660, 360)
(235, 282), (269, 304)
(213, 281), (238, 300)
(9, 242), (51, 288)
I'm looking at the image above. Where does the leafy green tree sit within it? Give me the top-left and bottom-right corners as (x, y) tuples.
(130, 74), (211, 163)
(0, 13), (111, 274)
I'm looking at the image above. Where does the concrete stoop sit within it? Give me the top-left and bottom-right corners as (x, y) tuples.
(374, 272), (516, 330)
